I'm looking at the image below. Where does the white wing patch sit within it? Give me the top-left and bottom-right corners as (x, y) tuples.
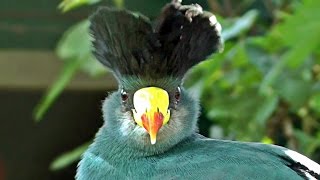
(305, 173), (317, 180)
(284, 149), (320, 179)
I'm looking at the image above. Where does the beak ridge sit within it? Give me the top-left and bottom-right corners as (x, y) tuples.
(131, 87), (170, 144)
(141, 111), (164, 144)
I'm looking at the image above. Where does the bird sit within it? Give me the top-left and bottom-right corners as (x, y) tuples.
(76, 0), (320, 179)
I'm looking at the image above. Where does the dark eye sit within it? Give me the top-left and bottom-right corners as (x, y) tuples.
(121, 89), (128, 102)
(174, 87), (181, 102)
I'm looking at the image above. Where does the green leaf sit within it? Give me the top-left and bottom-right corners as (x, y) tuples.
(56, 20), (106, 77)
(261, 136), (274, 144)
(34, 20), (107, 121)
(50, 142), (91, 171)
(259, 53), (287, 95)
(275, 0), (320, 48)
(221, 10), (258, 41)
(260, 0), (320, 91)
(112, 0), (124, 8)
(253, 95), (279, 126)
(275, 76), (313, 110)
(56, 20), (90, 60)
(309, 93), (320, 114)
(294, 130), (320, 156)
(33, 59), (83, 122)
(81, 55), (107, 77)
(58, 0), (101, 13)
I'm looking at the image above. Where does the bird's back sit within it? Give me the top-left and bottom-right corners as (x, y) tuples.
(147, 134), (306, 180)
(78, 134), (318, 179)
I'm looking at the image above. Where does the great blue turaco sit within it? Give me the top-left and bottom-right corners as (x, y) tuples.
(76, 0), (320, 179)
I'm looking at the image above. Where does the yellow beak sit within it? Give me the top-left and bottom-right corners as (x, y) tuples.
(132, 87), (171, 144)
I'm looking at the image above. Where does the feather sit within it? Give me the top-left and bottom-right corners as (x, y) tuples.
(90, 7), (153, 79)
(89, 1), (223, 81)
(155, 2), (223, 77)
(284, 149), (320, 179)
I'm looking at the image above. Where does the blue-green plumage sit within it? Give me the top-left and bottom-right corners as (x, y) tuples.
(78, 137), (304, 179)
(77, 85), (318, 179)
(76, 1), (320, 179)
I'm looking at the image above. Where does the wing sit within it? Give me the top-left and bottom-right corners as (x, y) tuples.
(279, 149), (320, 180)
(152, 135), (319, 180)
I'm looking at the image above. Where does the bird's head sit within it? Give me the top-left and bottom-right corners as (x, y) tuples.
(101, 76), (199, 153)
(90, 0), (222, 153)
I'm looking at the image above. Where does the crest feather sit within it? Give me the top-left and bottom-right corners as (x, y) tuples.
(89, 1), (223, 81)
(90, 7), (153, 79)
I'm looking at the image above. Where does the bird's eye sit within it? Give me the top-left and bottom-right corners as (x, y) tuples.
(174, 87), (181, 102)
(121, 89), (128, 102)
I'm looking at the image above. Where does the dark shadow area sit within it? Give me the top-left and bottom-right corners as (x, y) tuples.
(0, 89), (110, 180)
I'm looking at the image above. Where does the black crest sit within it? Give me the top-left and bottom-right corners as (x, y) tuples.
(89, 0), (223, 81)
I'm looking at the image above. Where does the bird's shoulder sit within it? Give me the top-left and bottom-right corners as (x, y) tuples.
(76, 152), (127, 180)
(150, 134), (318, 179)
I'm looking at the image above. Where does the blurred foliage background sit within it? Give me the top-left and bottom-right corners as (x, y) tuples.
(34, 0), (320, 175)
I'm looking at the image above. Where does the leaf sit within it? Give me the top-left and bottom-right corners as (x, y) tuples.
(274, 76), (313, 110)
(260, 0), (320, 91)
(58, 0), (101, 13)
(33, 59), (83, 122)
(112, 0), (124, 8)
(309, 93), (320, 114)
(56, 20), (91, 60)
(261, 136), (274, 144)
(221, 10), (258, 41)
(259, 54), (287, 95)
(34, 20), (107, 121)
(50, 142), (91, 171)
(275, 0), (320, 49)
(253, 95), (279, 126)
(246, 38), (278, 74)
(81, 55), (107, 77)
(294, 130), (320, 156)
(56, 20), (106, 77)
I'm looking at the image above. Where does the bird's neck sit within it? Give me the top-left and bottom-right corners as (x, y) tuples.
(89, 124), (197, 162)
(90, 88), (201, 162)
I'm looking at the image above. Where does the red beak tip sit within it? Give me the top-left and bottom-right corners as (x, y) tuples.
(141, 111), (165, 145)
